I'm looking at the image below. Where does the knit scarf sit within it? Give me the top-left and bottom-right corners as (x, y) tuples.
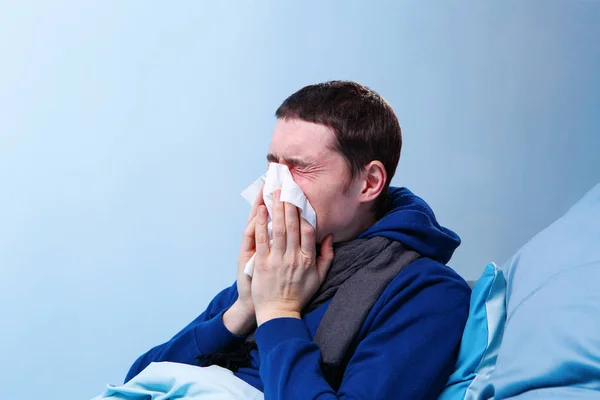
(197, 236), (420, 389)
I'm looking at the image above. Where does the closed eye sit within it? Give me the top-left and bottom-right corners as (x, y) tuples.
(266, 153), (313, 170)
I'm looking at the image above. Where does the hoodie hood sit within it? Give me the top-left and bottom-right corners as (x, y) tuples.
(358, 187), (460, 264)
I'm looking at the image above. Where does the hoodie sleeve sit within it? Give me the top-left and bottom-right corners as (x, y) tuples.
(254, 262), (470, 400)
(124, 282), (244, 383)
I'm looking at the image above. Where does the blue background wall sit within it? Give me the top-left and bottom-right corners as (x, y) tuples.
(1, 1), (598, 398)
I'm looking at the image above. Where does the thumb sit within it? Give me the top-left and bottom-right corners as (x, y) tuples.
(316, 234), (335, 282)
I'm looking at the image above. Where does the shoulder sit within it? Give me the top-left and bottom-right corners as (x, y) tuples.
(381, 257), (471, 309)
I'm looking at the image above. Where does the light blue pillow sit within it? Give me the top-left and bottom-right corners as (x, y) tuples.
(438, 262), (507, 400)
(488, 183), (600, 399)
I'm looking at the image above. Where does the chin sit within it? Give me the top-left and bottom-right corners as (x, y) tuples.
(315, 232), (336, 245)
(315, 232), (326, 245)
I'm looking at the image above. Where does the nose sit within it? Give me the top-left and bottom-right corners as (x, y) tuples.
(268, 159), (289, 169)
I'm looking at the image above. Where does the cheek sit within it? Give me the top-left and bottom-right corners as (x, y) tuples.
(293, 173), (350, 224)
(294, 178), (317, 209)
(301, 184), (343, 225)
(293, 178), (325, 217)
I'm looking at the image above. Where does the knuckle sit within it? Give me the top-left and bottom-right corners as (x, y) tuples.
(301, 224), (314, 237)
(285, 254), (299, 268)
(254, 261), (267, 271)
(256, 233), (269, 244)
(301, 253), (313, 266)
(286, 220), (299, 231)
(273, 225), (286, 238)
(243, 227), (254, 239)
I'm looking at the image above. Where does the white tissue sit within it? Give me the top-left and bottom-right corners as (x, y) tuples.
(240, 163), (317, 277)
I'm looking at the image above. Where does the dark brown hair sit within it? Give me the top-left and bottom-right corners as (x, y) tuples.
(275, 80), (402, 218)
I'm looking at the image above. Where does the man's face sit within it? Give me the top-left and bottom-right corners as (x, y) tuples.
(267, 118), (364, 243)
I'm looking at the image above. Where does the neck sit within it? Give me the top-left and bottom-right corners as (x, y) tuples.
(334, 211), (377, 244)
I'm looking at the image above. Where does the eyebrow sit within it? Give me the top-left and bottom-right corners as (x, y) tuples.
(266, 153), (312, 168)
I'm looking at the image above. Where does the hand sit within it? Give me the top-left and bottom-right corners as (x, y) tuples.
(251, 190), (334, 326)
(222, 186), (264, 336)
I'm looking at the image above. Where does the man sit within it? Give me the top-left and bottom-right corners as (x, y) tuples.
(125, 81), (471, 399)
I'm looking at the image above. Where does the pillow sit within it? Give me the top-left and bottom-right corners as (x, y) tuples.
(438, 262), (507, 400)
(489, 183), (600, 399)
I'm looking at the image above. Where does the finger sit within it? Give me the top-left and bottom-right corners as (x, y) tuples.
(240, 216), (257, 254)
(271, 189), (286, 256)
(285, 202), (300, 251)
(247, 185), (265, 224)
(316, 234), (335, 283)
(300, 217), (316, 257)
(254, 205), (270, 266)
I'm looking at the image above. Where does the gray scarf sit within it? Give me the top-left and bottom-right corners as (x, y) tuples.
(197, 236), (420, 389)
(311, 236), (421, 388)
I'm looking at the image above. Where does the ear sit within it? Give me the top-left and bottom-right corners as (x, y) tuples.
(358, 161), (387, 204)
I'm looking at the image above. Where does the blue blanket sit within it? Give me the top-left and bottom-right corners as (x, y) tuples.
(92, 362), (264, 400)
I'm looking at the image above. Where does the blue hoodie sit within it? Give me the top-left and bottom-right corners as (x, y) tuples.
(125, 187), (471, 399)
